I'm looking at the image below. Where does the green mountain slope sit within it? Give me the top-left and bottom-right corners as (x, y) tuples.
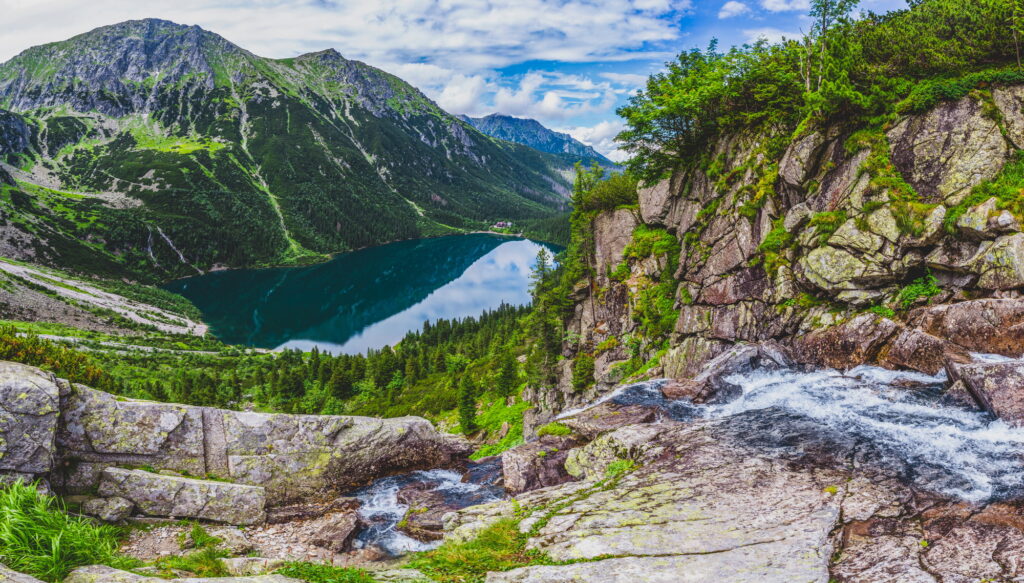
(0, 19), (571, 281)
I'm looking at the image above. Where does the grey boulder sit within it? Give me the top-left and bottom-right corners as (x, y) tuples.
(98, 468), (266, 525)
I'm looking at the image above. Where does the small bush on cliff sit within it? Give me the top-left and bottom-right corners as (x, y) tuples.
(896, 273), (942, 310)
(0, 482), (137, 582)
(945, 151), (1024, 233)
(571, 355), (595, 391)
(576, 170), (638, 212)
(537, 422), (573, 437)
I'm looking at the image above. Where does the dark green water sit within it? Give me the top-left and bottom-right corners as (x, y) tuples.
(164, 234), (559, 354)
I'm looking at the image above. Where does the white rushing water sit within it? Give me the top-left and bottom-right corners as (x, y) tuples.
(351, 468), (502, 555)
(567, 364), (1024, 503)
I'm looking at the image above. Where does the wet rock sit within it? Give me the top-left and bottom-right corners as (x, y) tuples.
(794, 314), (899, 370)
(309, 512), (361, 552)
(560, 403), (657, 439)
(98, 468), (266, 525)
(0, 362), (60, 476)
(678, 342), (794, 404)
(888, 94), (1011, 204)
(949, 361), (1024, 426)
(941, 380), (982, 410)
(0, 563), (45, 583)
(82, 496), (134, 522)
(908, 299), (1024, 356)
(501, 435), (580, 495)
(396, 484), (451, 542)
(880, 328), (971, 376)
(63, 565), (301, 583)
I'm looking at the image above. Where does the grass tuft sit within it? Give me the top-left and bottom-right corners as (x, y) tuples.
(0, 482), (137, 582)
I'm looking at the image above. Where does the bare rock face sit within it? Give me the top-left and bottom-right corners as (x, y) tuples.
(888, 94), (1010, 204)
(593, 209), (639, 274)
(0, 362), (60, 480)
(948, 361), (1024, 426)
(880, 328), (971, 376)
(501, 435), (581, 495)
(98, 467), (267, 525)
(309, 512), (362, 552)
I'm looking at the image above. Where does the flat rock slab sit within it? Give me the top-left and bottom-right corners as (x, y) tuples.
(98, 468), (266, 525)
(455, 423), (843, 583)
(64, 566), (300, 583)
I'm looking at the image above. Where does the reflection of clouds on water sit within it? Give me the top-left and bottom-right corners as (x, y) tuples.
(278, 239), (548, 355)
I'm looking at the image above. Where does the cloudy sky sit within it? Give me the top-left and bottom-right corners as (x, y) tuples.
(0, 0), (906, 160)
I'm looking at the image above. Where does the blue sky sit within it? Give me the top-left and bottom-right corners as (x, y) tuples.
(0, 0), (907, 160)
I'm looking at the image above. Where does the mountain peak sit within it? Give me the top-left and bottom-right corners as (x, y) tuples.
(463, 113), (614, 167)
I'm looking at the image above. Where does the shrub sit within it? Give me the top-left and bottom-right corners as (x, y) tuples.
(896, 273), (941, 310)
(536, 422), (572, 437)
(0, 482), (137, 582)
(571, 355), (595, 391)
(577, 172), (638, 212)
(808, 211), (848, 246)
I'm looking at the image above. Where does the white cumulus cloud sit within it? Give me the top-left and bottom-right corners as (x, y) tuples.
(718, 1), (750, 18)
(759, 0), (811, 11)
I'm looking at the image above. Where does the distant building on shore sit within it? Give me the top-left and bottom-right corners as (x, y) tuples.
(492, 221), (513, 229)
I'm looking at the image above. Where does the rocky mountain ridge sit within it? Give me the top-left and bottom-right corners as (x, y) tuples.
(0, 19), (572, 281)
(459, 113), (615, 167)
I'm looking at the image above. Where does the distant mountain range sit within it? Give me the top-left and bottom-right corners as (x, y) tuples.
(460, 114), (616, 168)
(0, 19), (574, 280)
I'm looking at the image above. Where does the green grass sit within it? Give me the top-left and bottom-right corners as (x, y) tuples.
(155, 547), (229, 577)
(536, 422), (572, 437)
(0, 482), (138, 582)
(275, 561), (378, 582)
(944, 150), (1024, 234)
(407, 518), (547, 583)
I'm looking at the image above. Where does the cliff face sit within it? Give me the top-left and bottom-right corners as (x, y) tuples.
(532, 84), (1024, 427)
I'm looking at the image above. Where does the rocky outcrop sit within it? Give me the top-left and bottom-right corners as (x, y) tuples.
(54, 383), (471, 505)
(0, 361), (469, 520)
(97, 468), (267, 525)
(0, 362), (61, 483)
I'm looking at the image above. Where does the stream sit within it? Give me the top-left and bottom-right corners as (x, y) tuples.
(351, 359), (1024, 553)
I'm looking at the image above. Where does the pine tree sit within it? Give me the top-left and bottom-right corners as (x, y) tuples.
(457, 375), (477, 435)
(496, 352), (519, 398)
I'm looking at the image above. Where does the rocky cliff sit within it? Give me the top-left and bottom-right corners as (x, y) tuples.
(529, 83), (1024, 430)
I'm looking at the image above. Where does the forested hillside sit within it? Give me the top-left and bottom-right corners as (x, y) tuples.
(0, 19), (572, 281)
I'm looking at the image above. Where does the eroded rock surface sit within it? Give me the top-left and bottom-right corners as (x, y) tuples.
(0, 362), (60, 479)
(98, 468), (267, 525)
